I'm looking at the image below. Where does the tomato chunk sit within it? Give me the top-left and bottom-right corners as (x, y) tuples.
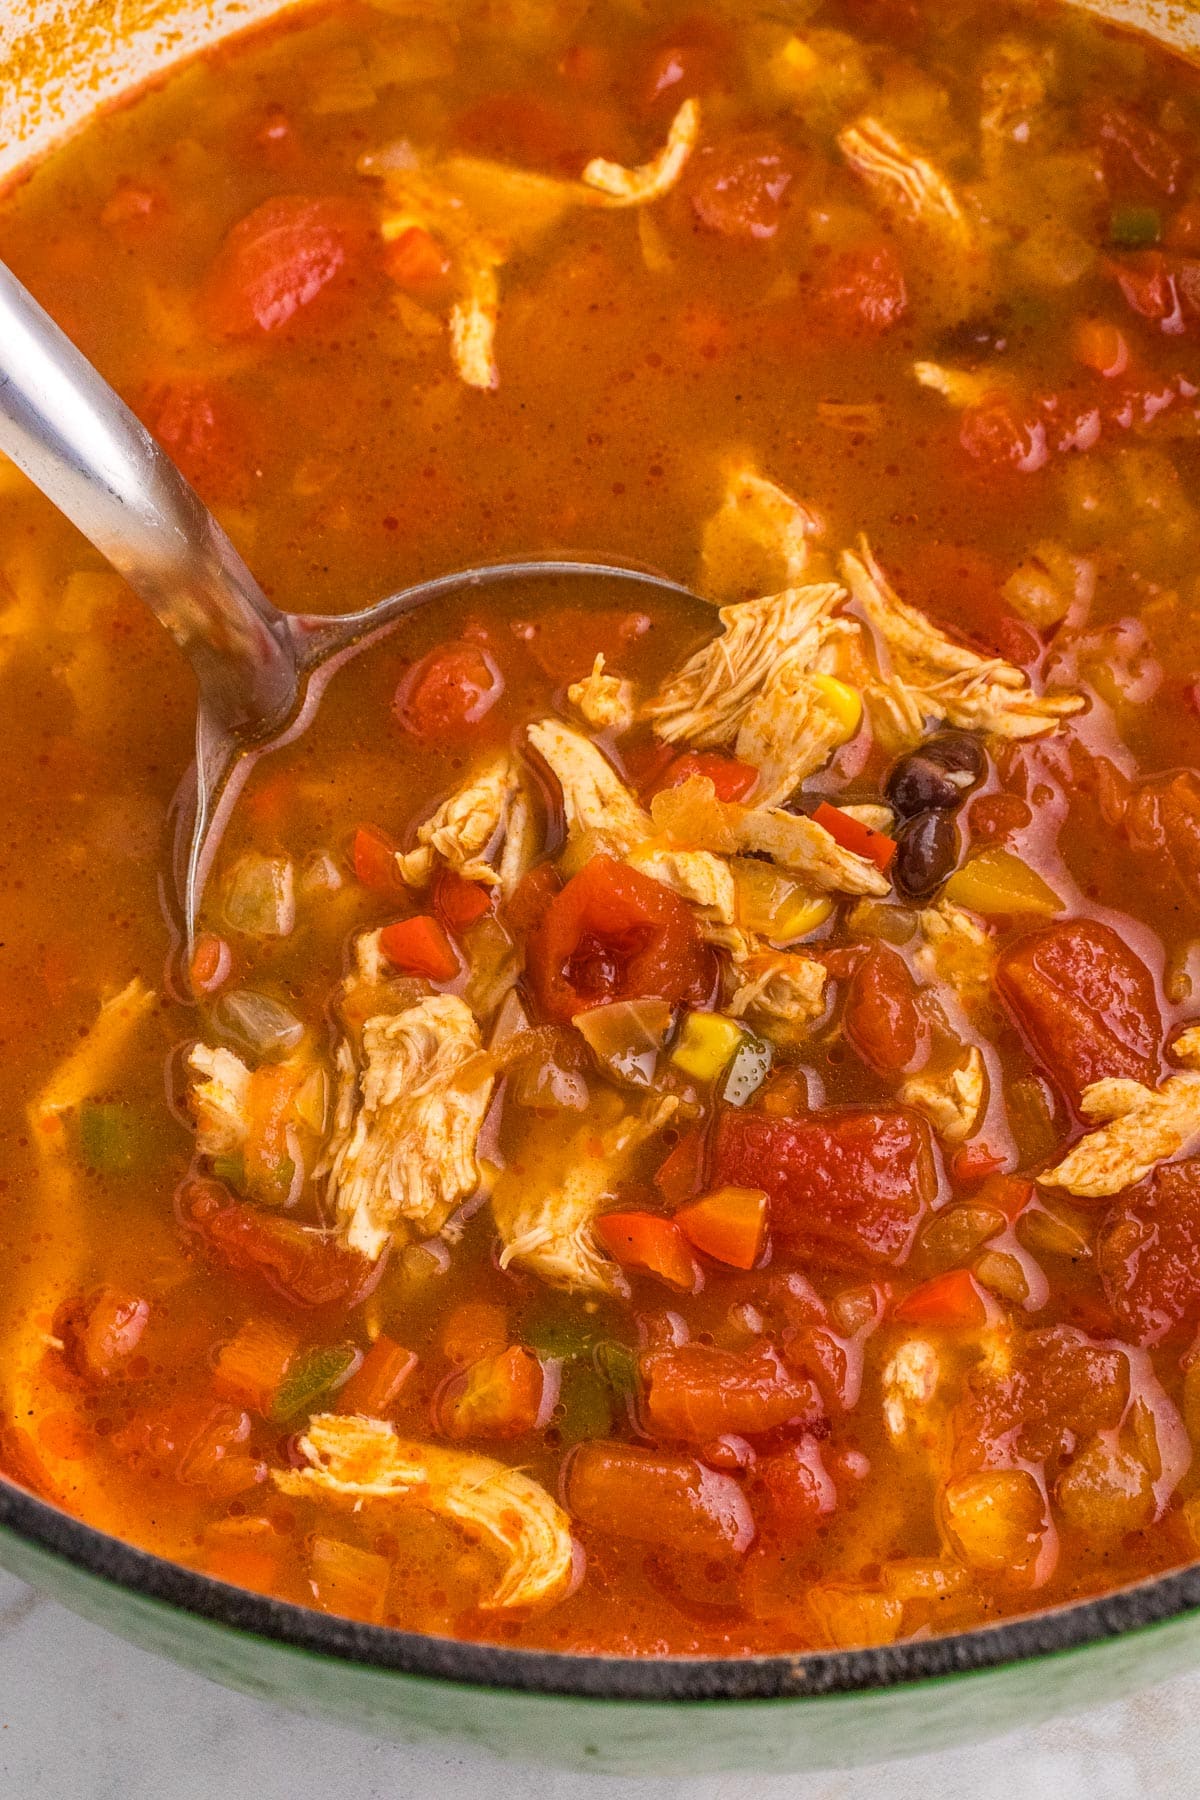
(383, 225), (450, 294)
(997, 920), (1161, 1109)
(394, 642), (503, 741)
(178, 1180), (378, 1309)
(526, 854), (713, 1022)
(648, 751), (759, 803)
(138, 378), (249, 503)
(810, 241), (907, 338)
(379, 915), (459, 982)
(689, 133), (799, 241)
(1086, 99), (1187, 197)
(566, 1439), (755, 1557)
(1125, 769), (1200, 910)
(56, 1286), (150, 1382)
(433, 867), (493, 933)
(640, 1343), (822, 1441)
(712, 1106), (937, 1265)
(1099, 1160), (1200, 1345)
(594, 1211), (700, 1290)
(203, 194), (372, 337)
(842, 944), (929, 1076)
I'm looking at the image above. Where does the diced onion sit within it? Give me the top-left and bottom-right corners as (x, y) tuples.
(213, 989), (305, 1062)
(222, 853), (296, 938)
(574, 998), (673, 1088)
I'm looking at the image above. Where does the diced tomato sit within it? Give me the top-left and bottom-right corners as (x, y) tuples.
(334, 1335), (417, 1417)
(842, 944), (929, 1076)
(640, 1343), (822, 1441)
(56, 1286), (150, 1382)
(1125, 768), (1200, 910)
(894, 1269), (989, 1329)
(439, 1345), (546, 1439)
(379, 914), (459, 982)
(653, 1127), (708, 1206)
(997, 920), (1161, 1110)
(712, 1106), (937, 1266)
(972, 1173), (1035, 1223)
(138, 378), (249, 504)
(809, 241), (907, 338)
(811, 801), (897, 874)
(383, 225), (450, 294)
(178, 1179), (379, 1310)
(751, 1438), (837, 1534)
(1099, 1160), (1200, 1345)
(965, 791), (1034, 848)
(202, 194), (373, 337)
(1106, 249), (1187, 326)
(1085, 99), (1187, 197)
(595, 1211), (700, 1290)
(432, 867), (493, 934)
(441, 1300), (509, 1367)
(118, 1400), (265, 1501)
(959, 393), (1050, 474)
(566, 1439), (756, 1557)
(351, 824), (404, 896)
(1073, 317), (1131, 378)
(647, 751), (759, 803)
(393, 642), (503, 741)
(522, 607), (651, 685)
(526, 854), (714, 1023)
(950, 1141), (1008, 1184)
(502, 861), (562, 935)
(675, 1186), (767, 1270)
(689, 133), (800, 241)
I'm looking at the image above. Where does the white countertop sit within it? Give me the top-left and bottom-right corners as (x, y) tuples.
(3, 1565), (1194, 1799)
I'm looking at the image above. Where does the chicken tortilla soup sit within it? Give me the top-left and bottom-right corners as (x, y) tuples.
(5, 0), (1200, 1655)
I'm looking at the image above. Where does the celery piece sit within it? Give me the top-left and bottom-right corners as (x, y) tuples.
(1109, 204), (1161, 249)
(556, 1366), (614, 1445)
(593, 1339), (639, 1398)
(271, 1343), (359, 1423)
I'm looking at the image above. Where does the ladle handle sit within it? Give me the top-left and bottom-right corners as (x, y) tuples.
(0, 259), (298, 735)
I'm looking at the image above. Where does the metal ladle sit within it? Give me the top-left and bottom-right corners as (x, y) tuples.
(0, 261), (698, 944)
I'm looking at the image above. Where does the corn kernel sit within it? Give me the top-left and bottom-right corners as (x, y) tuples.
(772, 891), (835, 941)
(671, 1010), (744, 1081)
(810, 672), (863, 740)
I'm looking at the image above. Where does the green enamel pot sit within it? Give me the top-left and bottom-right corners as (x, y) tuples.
(4, 0), (1200, 1774)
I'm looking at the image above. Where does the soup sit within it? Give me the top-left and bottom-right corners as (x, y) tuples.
(5, 0), (1200, 1656)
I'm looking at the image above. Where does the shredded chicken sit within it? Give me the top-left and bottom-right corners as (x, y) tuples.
(651, 775), (890, 897)
(838, 116), (975, 255)
(697, 465), (825, 602)
(526, 717), (651, 856)
(625, 844), (737, 925)
(275, 1414), (574, 1610)
(841, 539), (1084, 743)
(365, 102), (699, 389)
(397, 753), (527, 891)
(321, 995), (495, 1260)
(188, 1045), (253, 1160)
(1039, 1027), (1200, 1199)
(900, 1046), (987, 1144)
(644, 583), (846, 751)
(726, 946), (828, 1046)
(915, 899), (996, 1011)
(492, 1098), (676, 1292)
(735, 663), (857, 806)
(567, 654), (635, 734)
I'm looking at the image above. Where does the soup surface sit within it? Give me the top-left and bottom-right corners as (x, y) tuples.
(6, 0), (1200, 1656)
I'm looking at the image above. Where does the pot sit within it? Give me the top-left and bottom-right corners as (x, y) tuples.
(2, 0), (1200, 1774)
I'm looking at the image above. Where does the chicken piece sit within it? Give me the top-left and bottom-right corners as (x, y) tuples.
(726, 945), (828, 1047)
(735, 663), (858, 806)
(624, 844), (737, 926)
(188, 1045), (252, 1159)
(275, 1414), (574, 1610)
(1039, 1027), (1200, 1200)
(567, 654), (635, 734)
(644, 584), (845, 749)
(396, 753), (526, 891)
(492, 1097), (676, 1293)
(979, 38), (1056, 173)
(651, 775), (890, 897)
(838, 117), (975, 256)
(900, 1046), (987, 1145)
(697, 465), (825, 602)
(915, 900), (996, 1012)
(582, 97), (700, 204)
(841, 540), (1084, 743)
(321, 995), (495, 1260)
(365, 102), (700, 391)
(912, 361), (999, 408)
(31, 977), (156, 1146)
(882, 1337), (942, 1449)
(526, 717), (651, 857)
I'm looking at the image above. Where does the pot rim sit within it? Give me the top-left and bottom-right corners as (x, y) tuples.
(3, 1472), (1200, 1699)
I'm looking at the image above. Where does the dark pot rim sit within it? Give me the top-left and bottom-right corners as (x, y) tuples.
(4, 1472), (1200, 1700)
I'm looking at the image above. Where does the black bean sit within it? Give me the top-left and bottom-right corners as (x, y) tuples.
(921, 730), (987, 786)
(886, 754), (964, 818)
(892, 809), (960, 900)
